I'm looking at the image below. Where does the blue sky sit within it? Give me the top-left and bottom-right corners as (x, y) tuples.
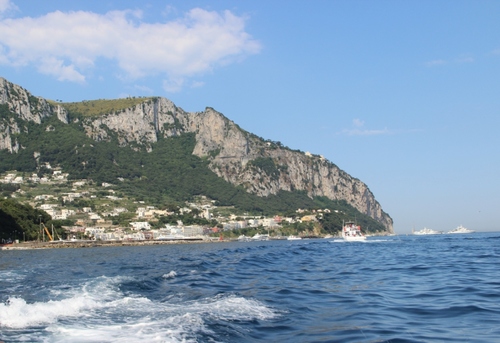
(1, 0), (499, 233)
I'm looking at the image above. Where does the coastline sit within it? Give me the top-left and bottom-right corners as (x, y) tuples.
(1, 233), (386, 250)
(0, 238), (223, 250)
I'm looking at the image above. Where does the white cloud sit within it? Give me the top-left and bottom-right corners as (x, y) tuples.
(455, 54), (474, 64)
(425, 59), (447, 67)
(191, 80), (205, 88)
(0, 0), (17, 17)
(342, 127), (390, 136)
(425, 54), (475, 67)
(132, 84), (154, 94)
(352, 118), (364, 127)
(38, 57), (86, 83)
(0, 7), (261, 90)
(163, 77), (185, 93)
(340, 119), (390, 136)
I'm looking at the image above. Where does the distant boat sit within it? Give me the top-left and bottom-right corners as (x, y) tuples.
(448, 225), (475, 234)
(412, 227), (443, 235)
(237, 235), (251, 242)
(251, 233), (269, 241)
(342, 221), (366, 241)
(287, 235), (302, 240)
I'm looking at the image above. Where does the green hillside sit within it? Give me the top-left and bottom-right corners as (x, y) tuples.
(51, 97), (156, 117)
(0, 199), (52, 241)
(0, 104), (386, 233)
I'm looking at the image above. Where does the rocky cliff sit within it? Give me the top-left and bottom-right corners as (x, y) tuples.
(0, 77), (393, 232)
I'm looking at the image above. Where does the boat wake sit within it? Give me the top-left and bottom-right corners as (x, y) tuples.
(0, 275), (278, 342)
(329, 238), (392, 244)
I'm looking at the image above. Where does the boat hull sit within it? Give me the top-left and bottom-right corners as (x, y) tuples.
(342, 221), (367, 242)
(343, 236), (366, 242)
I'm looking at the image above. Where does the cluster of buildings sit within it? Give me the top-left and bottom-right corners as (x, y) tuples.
(2, 169), (333, 242)
(1, 167), (68, 185)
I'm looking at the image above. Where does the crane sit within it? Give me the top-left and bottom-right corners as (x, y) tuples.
(41, 222), (54, 241)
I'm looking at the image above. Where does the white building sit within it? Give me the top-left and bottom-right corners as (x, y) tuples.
(130, 222), (151, 231)
(12, 176), (23, 184)
(183, 226), (204, 237)
(85, 227), (105, 238)
(40, 203), (58, 211)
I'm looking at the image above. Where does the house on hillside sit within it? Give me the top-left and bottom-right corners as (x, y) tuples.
(130, 222), (151, 231)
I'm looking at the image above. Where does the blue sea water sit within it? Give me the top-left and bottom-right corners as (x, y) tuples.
(1, 232), (500, 342)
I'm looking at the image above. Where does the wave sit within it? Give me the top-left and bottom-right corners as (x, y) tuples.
(0, 275), (278, 342)
(162, 270), (177, 279)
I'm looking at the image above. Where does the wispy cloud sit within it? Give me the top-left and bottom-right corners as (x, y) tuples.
(425, 59), (447, 67)
(342, 127), (391, 136)
(425, 54), (475, 67)
(0, 5), (261, 91)
(352, 118), (365, 127)
(0, 0), (17, 17)
(340, 119), (391, 136)
(455, 54), (474, 64)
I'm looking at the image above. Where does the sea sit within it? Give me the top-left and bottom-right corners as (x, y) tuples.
(1, 232), (499, 343)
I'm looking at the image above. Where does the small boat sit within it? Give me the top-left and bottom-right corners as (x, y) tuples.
(287, 235), (302, 240)
(448, 225), (475, 234)
(342, 221), (366, 241)
(412, 228), (443, 235)
(251, 233), (269, 241)
(237, 235), (251, 242)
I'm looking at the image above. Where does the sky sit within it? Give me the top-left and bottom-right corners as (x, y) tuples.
(1, 0), (499, 234)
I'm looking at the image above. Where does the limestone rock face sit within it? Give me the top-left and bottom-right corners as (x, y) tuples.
(187, 108), (392, 231)
(82, 97), (182, 148)
(0, 119), (20, 153)
(0, 78), (68, 153)
(0, 77), (68, 124)
(0, 77), (393, 232)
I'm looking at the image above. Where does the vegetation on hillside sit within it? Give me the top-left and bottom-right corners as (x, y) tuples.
(0, 199), (60, 241)
(53, 97), (156, 117)
(0, 103), (387, 234)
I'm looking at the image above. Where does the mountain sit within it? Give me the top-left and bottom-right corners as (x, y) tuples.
(0, 77), (393, 233)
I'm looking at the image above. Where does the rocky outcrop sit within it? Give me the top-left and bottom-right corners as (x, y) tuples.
(0, 116), (20, 153)
(0, 77), (68, 153)
(82, 97), (182, 148)
(0, 77), (393, 232)
(185, 108), (392, 231)
(0, 77), (68, 124)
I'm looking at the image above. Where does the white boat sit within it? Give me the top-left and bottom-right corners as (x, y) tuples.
(412, 227), (442, 235)
(342, 221), (366, 241)
(287, 235), (302, 240)
(251, 233), (269, 241)
(237, 235), (251, 242)
(448, 225), (475, 234)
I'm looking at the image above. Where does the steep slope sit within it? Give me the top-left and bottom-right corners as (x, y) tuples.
(0, 77), (393, 232)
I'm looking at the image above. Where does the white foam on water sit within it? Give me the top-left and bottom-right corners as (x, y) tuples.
(0, 294), (99, 328)
(330, 239), (346, 243)
(106, 294), (277, 339)
(162, 270), (177, 279)
(1, 275), (279, 342)
(46, 312), (208, 343)
(181, 294), (279, 321)
(0, 269), (25, 283)
(42, 294), (277, 342)
(0, 275), (127, 329)
(0, 269), (20, 278)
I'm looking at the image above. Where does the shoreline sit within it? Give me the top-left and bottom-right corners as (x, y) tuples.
(0, 238), (224, 250)
(1, 233), (392, 250)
